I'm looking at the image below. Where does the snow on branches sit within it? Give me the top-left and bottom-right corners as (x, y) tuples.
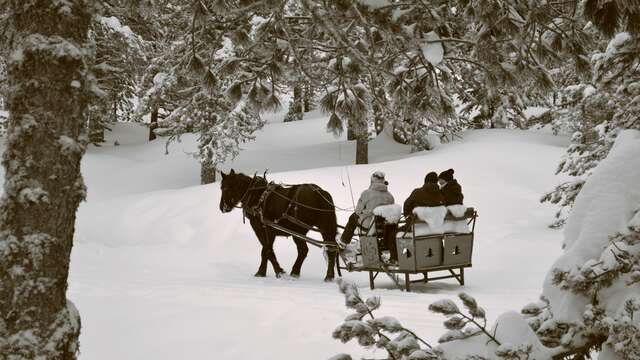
(331, 282), (555, 360)
(542, 32), (640, 228)
(154, 88), (264, 183)
(332, 279), (437, 360)
(88, 14), (146, 143)
(531, 130), (640, 359)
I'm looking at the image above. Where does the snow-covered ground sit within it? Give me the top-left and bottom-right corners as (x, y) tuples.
(9, 111), (570, 359)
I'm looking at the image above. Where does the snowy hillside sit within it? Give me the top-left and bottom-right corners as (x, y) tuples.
(59, 114), (569, 359)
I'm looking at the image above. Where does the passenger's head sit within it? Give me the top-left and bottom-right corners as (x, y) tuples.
(424, 172), (438, 184)
(371, 171), (388, 185)
(438, 168), (454, 186)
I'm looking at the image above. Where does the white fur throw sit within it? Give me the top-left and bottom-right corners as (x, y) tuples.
(447, 204), (467, 218)
(413, 206), (447, 232)
(373, 204), (402, 224)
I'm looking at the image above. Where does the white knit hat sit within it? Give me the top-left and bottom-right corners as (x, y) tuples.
(371, 171), (388, 185)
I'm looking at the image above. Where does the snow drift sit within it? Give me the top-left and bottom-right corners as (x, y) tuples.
(435, 130), (640, 359)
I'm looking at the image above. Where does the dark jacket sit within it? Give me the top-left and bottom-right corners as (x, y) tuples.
(441, 179), (464, 206)
(403, 183), (444, 217)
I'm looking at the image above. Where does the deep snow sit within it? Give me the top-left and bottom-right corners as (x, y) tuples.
(4, 111), (570, 359)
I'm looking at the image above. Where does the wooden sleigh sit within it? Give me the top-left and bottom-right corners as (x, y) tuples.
(340, 207), (478, 292)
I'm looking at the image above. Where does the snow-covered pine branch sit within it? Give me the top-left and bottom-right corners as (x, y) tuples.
(543, 31), (640, 227)
(88, 14), (147, 144)
(332, 279), (438, 360)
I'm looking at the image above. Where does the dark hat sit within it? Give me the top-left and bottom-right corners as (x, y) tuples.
(424, 172), (438, 184)
(438, 168), (454, 182)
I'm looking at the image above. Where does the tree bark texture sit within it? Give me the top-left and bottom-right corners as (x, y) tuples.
(201, 161), (217, 184)
(149, 108), (158, 141)
(88, 113), (105, 144)
(355, 136), (368, 164)
(284, 84), (303, 122)
(0, 1), (93, 359)
(303, 81), (313, 113)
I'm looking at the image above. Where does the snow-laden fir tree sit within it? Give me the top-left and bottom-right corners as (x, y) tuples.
(320, 56), (377, 164)
(136, 0), (272, 183)
(0, 0), (95, 358)
(297, 0), (585, 155)
(542, 11), (640, 227)
(88, 15), (146, 144)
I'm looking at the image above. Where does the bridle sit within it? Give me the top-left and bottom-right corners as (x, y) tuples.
(226, 174), (265, 210)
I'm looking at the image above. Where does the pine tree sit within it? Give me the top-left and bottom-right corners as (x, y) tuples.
(0, 0), (94, 358)
(284, 81), (303, 122)
(542, 16), (640, 227)
(88, 14), (146, 144)
(136, 0), (271, 183)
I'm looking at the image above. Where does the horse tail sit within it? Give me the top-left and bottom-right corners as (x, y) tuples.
(315, 187), (341, 276)
(318, 187), (338, 241)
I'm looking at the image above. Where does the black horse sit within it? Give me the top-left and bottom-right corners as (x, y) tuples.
(219, 169), (340, 281)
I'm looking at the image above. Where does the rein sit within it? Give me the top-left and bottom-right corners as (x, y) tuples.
(235, 175), (352, 214)
(265, 182), (354, 212)
(233, 175), (264, 210)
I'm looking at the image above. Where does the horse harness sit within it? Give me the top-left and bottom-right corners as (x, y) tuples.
(240, 180), (339, 238)
(243, 182), (301, 225)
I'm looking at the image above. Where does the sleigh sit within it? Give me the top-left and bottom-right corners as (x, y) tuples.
(222, 172), (477, 290)
(339, 205), (478, 292)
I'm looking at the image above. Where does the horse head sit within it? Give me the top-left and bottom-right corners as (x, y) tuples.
(219, 169), (246, 213)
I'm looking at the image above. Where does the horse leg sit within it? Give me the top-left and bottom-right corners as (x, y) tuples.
(322, 231), (337, 282)
(255, 240), (269, 277)
(290, 237), (309, 278)
(250, 219), (268, 277)
(263, 229), (286, 277)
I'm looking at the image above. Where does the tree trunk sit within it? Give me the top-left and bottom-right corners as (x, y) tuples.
(149, 108), (158, 141)
(294, 84), (302, 120)
(373, 104), (384, 135)
(303, 81), (313, 112)
(201, 161), (217, 184)
(0, 2), (92, 359)
(113, 98), (117, 123)
(88, 112), (105, 144)
(356, 136), (368, 164)
(284, 84), (303, 122)
(347, 118), (357, 140)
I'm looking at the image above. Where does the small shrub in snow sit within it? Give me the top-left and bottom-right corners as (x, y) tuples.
(494, 343), (533, 360)
(332, 279), (438, 360)
(428, 299), (460, 316)
(430, 293), (498, 346)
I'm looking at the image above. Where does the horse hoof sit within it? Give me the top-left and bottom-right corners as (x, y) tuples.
(275, 272), (287, 279)
(254, 272), (266, 278)
(324, 276), (334, 282)
(290, 273), (300, 279)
